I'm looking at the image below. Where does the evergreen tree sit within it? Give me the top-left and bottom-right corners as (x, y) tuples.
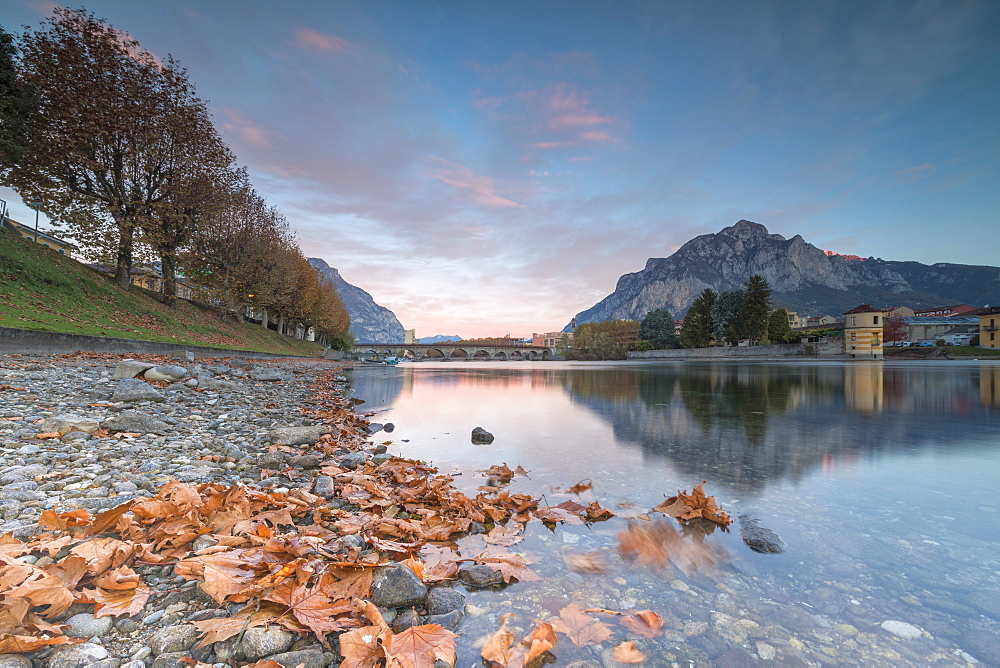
(768, 308), (791, 343)
(680, 288), (716, 348)
(740, 274), (773, 344)
(711, 289), (745, 344)
(0, 25), (36, 175)
(639, 308), (679, 349)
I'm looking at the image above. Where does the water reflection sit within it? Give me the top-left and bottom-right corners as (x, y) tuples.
(563, 362), (1000, 493)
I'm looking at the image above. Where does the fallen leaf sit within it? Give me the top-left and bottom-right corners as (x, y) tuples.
(652, 481), (732, 526)
(612, 640), (646, 663)
(549, 602), (615, 647)
(481, 613), (557, 668)
(561, 550), (608, 574)
(385, 623), (458, 667)
(484, 524), (524, 547)
(621, 610), (663, 639)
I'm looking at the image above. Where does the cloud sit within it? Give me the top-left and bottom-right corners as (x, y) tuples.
(893, 163), (934, 184)
(293, 27), (350, 53)
(425, 157), (523, 208)
(220, 107), (278, 148)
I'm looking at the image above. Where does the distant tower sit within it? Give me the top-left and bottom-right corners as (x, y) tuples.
(404, 329), (416, 345)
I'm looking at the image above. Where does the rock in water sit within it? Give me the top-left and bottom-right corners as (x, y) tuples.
(738, 514), (785, 554)
(471, 427), (494, 444)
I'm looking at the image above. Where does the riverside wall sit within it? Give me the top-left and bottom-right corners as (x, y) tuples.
(628, 341), (846, 360)
(0, 326), (317, 359)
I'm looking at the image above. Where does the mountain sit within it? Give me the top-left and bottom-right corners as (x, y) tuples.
(417, 334), (463, 344)
(308, 258), (405, 344)
(569, 220), (1000, 328)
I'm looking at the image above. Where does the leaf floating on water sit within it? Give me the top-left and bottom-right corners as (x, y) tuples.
(549, 602), (615, 647)
(653, 481), (732, 526)
(481, 613), (557, 667)
(612, 640), (647, 663)
(562, 550), (608, 574)
(621, 609), (664, 638)
(616, 519), (720, 576)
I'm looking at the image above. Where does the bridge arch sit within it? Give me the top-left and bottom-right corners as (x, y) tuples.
(473, 349), (491, 360)
(425, 348), (445, 359)
(450, 348), (469, 360)
(493, 351), (507, 360)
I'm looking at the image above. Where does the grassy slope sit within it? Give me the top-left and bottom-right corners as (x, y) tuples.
(0, 227), (322, 356)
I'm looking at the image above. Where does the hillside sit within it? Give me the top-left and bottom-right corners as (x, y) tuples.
(569, 220), (1000, 327)
(0, 228), (323, 356)
(308, 258), (404, 344)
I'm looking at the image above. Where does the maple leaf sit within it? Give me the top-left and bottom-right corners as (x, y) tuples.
(652, 481), (732, 526)
(583, 502), (614, 523)
(38, 509), (92, 533)
(78, 584), (151, 618)
(483, 524), (524, 547)
(565, 479), (593, 494)
(473, 547), (540, 583)
(339, 624), (388, 668)
(175, 551), (258, 603)
(481, 613), (557, 668)
(616, 519), (719, 576)
(612, 640), (646, 663)
(621, 610), (663, 639)
(192, 613), (276, 647)
(264, 574), (355, 643)
(549, 602), (615, 647)
(385, 623), (458, 667)
(0, 633), (76, 653)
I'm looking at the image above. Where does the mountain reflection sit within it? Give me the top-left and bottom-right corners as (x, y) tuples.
(563, 362), (1000, 493)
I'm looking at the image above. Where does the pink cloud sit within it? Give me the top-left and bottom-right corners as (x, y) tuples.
(294, 27), (350, 53)
(220, 107), (277, 149)
(894, 163), (934, 183)
(426, 157), (522, 208)
(579, 130), (612, 142)
(529, 140), (573, 149)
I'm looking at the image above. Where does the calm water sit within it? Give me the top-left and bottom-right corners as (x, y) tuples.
(348, 360), (1000, 666)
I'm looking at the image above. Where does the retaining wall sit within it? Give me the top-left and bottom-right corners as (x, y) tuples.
(0, 326), (317, 359)
(629, 341), (846, 360)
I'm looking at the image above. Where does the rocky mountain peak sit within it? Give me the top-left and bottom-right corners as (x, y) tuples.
(308, 258), (405, 344)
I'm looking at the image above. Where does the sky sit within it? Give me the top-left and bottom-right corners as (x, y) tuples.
(3, 0), (999, 338)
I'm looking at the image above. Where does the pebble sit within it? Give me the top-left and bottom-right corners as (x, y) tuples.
(881, 620), (923, 639)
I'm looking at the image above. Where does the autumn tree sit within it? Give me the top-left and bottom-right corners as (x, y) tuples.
(883, 316), (908, 346)
(739, 275), (773, 344)
(680, 288), (716, 348)
(639, 308), (679, 350)
(0, 24), (35, 176)
(710, 289), (744, 345)
(564, 320), (639, 360)
(2, 9), (217, 286)
(312, 278), (352, 349)
(768, 308), (791, 343)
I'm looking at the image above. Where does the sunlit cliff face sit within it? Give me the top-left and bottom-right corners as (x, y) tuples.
(822, 249), (865, 262)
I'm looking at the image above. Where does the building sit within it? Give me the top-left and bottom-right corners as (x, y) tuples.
(784, 310), (804, 329)
(532, 331), (571, 348)
(404, 329), (416, 345)
(913, 304), (977, 318)
(2, 217), (78, 255)
(904, 316), (980, 344)
(844, 305), (889, 359)
(980, 307), (1000, 349)
(805, 314), (839, 328)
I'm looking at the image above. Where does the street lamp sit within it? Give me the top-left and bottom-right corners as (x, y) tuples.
(27, 198), (43, 243)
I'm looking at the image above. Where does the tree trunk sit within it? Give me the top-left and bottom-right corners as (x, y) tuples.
(278, 314), (286, 336)
(160, 252), (177, 307)
(261, 308), (268, 329)
(114, 225), (134, 287)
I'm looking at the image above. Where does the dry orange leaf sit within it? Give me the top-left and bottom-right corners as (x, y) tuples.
(481, 613), (557, 668)
(612, 640), (646, 663)
(621, 610), (663, 639)
(652, 481), (732, 526)
(385, 623), (458, 667)
(549, 602), (615, 647)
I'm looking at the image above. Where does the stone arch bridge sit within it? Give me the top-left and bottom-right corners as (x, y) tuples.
(351, 342), (555, 361)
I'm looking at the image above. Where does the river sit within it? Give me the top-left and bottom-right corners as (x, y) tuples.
(347, 360), (1000, 666)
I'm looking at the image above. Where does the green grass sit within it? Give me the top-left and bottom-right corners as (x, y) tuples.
(0, 227), (323, 356)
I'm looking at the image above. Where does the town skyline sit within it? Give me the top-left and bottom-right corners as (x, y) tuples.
(3, 1), (998, 338)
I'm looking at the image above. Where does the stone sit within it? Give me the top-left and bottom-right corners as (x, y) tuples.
(756, 642), (776, 660)
(340, 451), (367, 470)
(65, 612), (114, 639)
(372, 453), (392, 465)
(46, 643), (109, 667)
(425, 609), (463, 631)
(369, 563), (427, 608)
(101, 411), (171, 435)
(383, 423), (395, 432)
(111, 378), (165, 403)
(267, 649), (326, 668)
(313, 476), (336, 498)
(234, 626), (296, 661)
(711, 612), (760, 644)
(738, 514), (785, 553)
(457, 564), (504, 587)
(880, 620), (923, 639)
(809, 586), (847, 615)
(151, 651), (191, 668)
(148, 623), (200, 655)
(267, 425), (328, 446)
(143, 365), (189, 382)
(253, 370), (283, 382)
(961, 624), (1000, 664)
(391, 608), (422, 633)
(197, 375), (241, 391)
(41, 414), (101, 435)
(0, 655), (32, 668)
(368, 423), (384, 434)
(112, 359), (155, 379)
(471, 427), (494, 444)
(426, 586), (465, 615)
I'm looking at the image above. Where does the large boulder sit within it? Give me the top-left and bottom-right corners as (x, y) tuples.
(111, 379), (165, 403)
(142, 365), (189, 382)
(40, 414), (101, 435)
(266, 425), (329, 446)
(100, 412), (171, 435)
(112, 360), (155, 379)
(471, 427), (495, 444)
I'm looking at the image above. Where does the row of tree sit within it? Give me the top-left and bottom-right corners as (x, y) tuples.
(678, 274), (782, 348)
(0, 9), (352, 347)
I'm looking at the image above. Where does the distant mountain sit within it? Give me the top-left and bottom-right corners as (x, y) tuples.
(417, 334), (463, 344)
(308, 258), (405, 344)
(569, 220), (1000, 328)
